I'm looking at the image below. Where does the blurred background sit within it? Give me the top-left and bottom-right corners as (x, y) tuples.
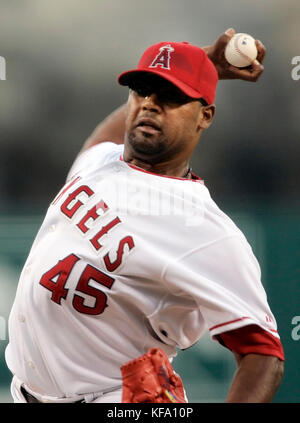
(0, 0), (299, 403)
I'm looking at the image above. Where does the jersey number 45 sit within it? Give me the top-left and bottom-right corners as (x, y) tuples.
(39, 254), (115, 315)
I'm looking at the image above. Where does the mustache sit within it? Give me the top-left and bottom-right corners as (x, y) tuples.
(134, 116), (162, 131)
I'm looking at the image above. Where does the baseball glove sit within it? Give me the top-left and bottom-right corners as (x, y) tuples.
(121, 347), (186, 403)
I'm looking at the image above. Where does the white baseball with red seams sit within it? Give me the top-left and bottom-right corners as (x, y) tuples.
(5, 142), (280, 402)
(225, 33), (258, 67)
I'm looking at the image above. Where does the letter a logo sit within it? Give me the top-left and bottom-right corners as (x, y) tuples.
(149, 44), (175, 70)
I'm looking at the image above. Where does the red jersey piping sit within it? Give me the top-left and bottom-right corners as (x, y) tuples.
(210, 317), (251, 332)
(209, 317), (279, 335)
(119, 156), (203, 183)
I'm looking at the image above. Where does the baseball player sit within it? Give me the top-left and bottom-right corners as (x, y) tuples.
(5, 29), (284, 403)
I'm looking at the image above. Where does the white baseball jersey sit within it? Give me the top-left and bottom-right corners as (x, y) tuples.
(6, 142), (280, 401)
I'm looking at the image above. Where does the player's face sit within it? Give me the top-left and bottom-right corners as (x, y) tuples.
(124, 74), (215, 164)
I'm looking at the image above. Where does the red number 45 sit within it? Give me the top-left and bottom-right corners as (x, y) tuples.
(39, 254), (115, 315)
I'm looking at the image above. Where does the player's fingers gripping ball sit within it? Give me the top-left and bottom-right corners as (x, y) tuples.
(121, 348), (186, 403)
(225, 33), (258, 67)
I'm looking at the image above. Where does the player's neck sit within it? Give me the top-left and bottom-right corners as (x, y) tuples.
(122, 154), (191, 179)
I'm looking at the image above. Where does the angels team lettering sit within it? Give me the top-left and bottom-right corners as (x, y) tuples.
(59, 183), (135, 270)
(61, 185), (94, 218)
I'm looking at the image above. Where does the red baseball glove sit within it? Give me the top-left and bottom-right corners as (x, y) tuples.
(121, 348), (186, 403)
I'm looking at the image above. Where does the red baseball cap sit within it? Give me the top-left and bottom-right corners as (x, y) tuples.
(118, 41), (218, 104)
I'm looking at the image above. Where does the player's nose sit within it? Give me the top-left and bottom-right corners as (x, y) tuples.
(142, 93), (162, 113)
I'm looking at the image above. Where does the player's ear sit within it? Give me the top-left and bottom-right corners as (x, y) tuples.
(197, 104), (216, 130)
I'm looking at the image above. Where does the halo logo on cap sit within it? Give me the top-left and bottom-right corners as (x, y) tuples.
(118, 41), (219, 104)
(149, 44), (175, 70)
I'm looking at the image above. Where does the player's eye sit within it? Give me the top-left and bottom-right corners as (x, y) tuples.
(129, 84), (152, 98)
(157, 88), (190, 105)
(136, 87), (151, 97)
(129, 80), (193, 105)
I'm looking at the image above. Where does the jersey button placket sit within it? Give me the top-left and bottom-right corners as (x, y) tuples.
(18, 314), (25, 323)
(28, 361), (35, 369)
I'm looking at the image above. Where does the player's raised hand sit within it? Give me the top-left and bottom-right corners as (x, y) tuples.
(203, 28), (266, 82)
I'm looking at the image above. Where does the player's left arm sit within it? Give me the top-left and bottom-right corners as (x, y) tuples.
(202, 28), (266, 82)
(226, 353), (284, 403)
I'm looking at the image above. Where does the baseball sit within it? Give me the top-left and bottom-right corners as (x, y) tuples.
(224, 33), (258, 67)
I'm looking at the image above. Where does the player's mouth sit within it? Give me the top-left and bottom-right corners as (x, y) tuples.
(135, 118), (162, 134)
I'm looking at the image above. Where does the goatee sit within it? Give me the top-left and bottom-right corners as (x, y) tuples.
(127, 131), (167, 157)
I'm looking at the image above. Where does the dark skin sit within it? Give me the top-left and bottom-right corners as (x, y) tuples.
(82, 28), (267, 154)
(122, 74), (216, 178)
(202, 28), (266, 81)
(83, 84), (215, 180)
(227, 353), (284, 403)
(79, 29), (284, 402)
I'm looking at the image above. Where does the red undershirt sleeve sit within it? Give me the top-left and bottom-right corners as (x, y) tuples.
(214, 324), (285, 361)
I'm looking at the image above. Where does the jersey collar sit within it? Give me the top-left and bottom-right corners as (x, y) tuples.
(119, 156), (204, 184)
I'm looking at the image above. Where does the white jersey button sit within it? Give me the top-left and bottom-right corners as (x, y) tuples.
(49, 224), (56, 232)
(28, 361), (35, 369)
(18, 315), (25, 323)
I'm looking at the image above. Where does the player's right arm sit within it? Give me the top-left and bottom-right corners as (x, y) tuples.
(79, 28), (266, 154)
(80, 103), (127, 153)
